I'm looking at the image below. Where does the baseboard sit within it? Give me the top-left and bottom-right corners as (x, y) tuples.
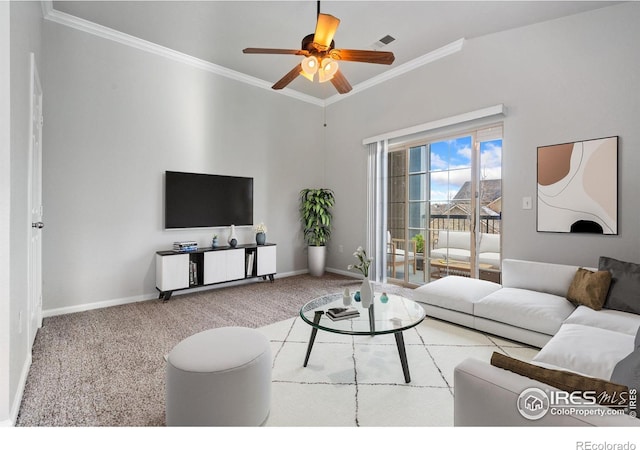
(326, 267), (362, 279)
(5, 351), (32, 427)
(42, 269), (310, 318)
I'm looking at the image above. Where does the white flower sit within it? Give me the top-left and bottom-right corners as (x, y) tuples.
(254, 222), (267, 233)
(347, 245), (371, 277)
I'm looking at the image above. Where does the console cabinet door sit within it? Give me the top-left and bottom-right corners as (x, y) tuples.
(156, 253), (189, 291)
(226, 248), (246, 281)
(257, 245), (277, 276)
(203, 251), (227, 285)
(204, 248), (246, 283)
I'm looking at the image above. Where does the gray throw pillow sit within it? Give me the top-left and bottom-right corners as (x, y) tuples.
(610, 348), (640, 405)
(610, 327), (640, 418)
(599, 256), (640, 314)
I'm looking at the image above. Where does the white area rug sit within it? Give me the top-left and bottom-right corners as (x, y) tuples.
(259, 314), (539, 427)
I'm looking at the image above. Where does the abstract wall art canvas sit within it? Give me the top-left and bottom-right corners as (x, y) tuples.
(537, 136), (618, 234)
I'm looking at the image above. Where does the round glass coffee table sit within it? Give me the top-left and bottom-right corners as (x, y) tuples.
(300, 292), (426, 383)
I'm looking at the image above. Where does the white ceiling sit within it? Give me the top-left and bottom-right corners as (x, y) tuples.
(51, 1), (619, 100)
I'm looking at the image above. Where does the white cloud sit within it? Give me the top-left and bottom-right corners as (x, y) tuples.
(481, 142), (502, 180)
(430, 153), (448, 170)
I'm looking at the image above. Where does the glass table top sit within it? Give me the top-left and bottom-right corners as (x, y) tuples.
(300, 292), (426, 336)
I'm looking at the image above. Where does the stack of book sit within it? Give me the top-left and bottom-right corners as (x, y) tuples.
(189, 261), (198, 286)
(174, 241), (198, 252)
(326, 307), (360, 321)
(246, 252), (255, 277)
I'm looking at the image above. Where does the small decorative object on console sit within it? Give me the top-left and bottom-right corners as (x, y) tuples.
(211, 234), (219, 248)
(228, 225), (238, 248)
(254, 222), (267, 245)
(380, 292), (389, 303)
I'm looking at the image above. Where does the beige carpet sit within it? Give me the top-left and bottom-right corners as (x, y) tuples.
(17, 272), (414, 426)
(17, 272), (542, 427)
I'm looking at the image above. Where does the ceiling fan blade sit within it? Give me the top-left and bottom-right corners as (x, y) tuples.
(330, 69), (352, 94)
(329, 49), (395, 65)
(313, 13), (340, 49)
(272, 63), (303, 90)
(243, 48), (308, 56)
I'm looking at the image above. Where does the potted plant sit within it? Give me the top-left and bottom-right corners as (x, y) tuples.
(299, 188), (335, 276)
(413, 233), (425, 271)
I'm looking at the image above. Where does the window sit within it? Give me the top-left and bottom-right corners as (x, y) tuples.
(386, 126), (502, 286)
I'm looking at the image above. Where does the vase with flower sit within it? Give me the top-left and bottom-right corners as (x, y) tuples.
(254, 222), (267, 245)
(347, 247), (374, 308)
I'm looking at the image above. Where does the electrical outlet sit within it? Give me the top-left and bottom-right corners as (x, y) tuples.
(338, 245), (344, 253)
(522, 196), (532, 210)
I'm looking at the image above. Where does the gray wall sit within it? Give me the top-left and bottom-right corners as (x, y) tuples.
(324, 2), (640, 274)
(42, 21), (324, 313)
(0, 0), (10, 426)
(6, 0), (43, 425)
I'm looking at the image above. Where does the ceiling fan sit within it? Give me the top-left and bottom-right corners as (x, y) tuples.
(243, 1), (395, 94)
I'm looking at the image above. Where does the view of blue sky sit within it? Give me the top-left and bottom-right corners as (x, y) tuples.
(428, 137), (502, 202)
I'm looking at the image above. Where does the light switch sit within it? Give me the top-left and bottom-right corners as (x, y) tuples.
(522, 196), (532, 210)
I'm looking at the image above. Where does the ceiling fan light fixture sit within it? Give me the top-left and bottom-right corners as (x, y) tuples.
(300, 69), (315, 82)
(318, 57), (338, 82)
(301, 55), (319, 77)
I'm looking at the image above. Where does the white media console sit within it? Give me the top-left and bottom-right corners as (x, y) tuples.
(155, 243), (276, 300)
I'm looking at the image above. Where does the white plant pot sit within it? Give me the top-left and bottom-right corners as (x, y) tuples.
(307, 245), (326, 277)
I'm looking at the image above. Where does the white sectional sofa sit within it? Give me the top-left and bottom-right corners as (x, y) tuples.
(430, 231), (501, 269)
(414, 258), (640, 426)
(414, 259), (579, 347)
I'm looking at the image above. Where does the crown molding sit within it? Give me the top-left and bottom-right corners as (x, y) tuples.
(42, 5), (462, 108)
(42, 7), (325, 107)
(325, 38), (465, 106)
(40, 0), (53, 18)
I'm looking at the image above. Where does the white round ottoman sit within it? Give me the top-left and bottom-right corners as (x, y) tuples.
(165, 326), (272, 426)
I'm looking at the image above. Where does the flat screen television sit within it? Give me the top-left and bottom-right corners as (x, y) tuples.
(165, 171), (253, 229)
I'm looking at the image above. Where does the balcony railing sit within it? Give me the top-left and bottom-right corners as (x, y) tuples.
(429, 214), (501, 234)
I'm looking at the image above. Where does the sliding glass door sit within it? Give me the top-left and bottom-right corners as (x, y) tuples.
(386, 126), (502, 286)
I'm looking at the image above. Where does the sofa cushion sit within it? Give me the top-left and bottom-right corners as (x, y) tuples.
(435, 231), (470, 251)
(532, 323), (635, 380)
(501, 259), (581, 298)
(479, 252), (500, 268)
(430, 248), (471, 262)
(413, 275), (501, 315)
(491, 352), (628, 407)
(566, 268), (611, 310)
(564, 306), (640, 336)
(474, 287), (575, 336)
(599, 256), (640, 315)
(478, 233), (500, 254)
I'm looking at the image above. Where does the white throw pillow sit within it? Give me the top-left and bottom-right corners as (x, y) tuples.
(532, 323), (635, 380)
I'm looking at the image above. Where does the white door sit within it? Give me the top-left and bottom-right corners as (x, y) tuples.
(27, 53), (43, 347)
